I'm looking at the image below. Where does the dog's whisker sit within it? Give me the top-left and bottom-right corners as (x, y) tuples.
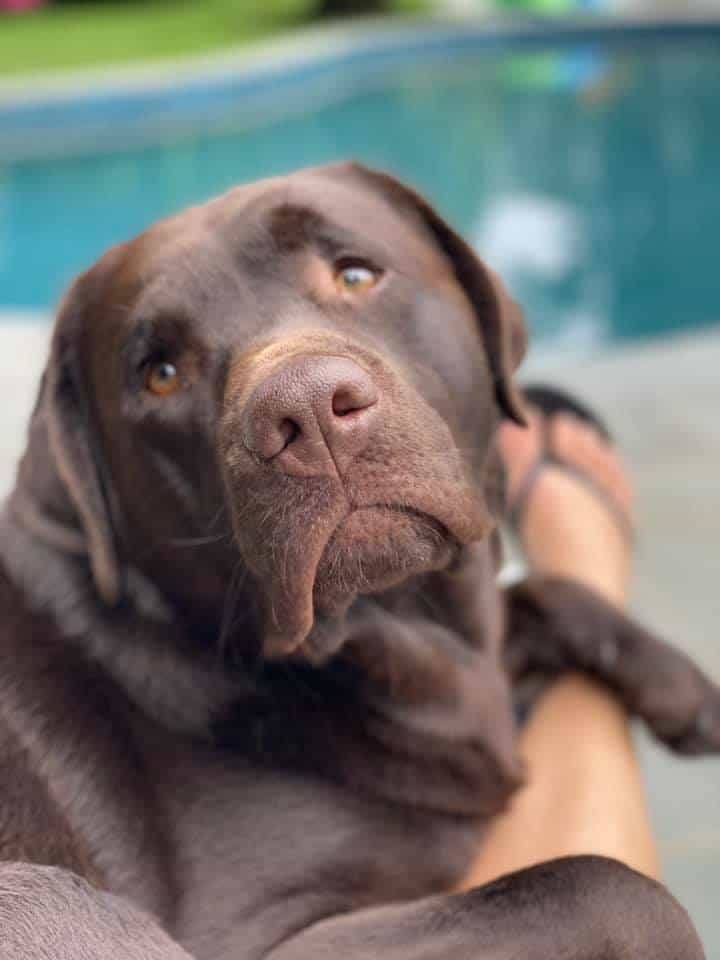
(164, 533), (228, 547)
(218, 560), (250, 663)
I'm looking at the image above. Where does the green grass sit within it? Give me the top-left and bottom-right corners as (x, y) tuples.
(0, 0), (426, 78)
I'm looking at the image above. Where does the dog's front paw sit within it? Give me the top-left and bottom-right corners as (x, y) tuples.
(506, 576), (720, 757)
(652, 670), (720, 755)
(589, 628), (720, 756)
(567, 636), (720, 757)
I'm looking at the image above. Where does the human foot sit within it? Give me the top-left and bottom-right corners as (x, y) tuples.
(498, 390), (634, 607)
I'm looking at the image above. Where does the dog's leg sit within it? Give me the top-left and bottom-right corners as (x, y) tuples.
(268, 855), (704, 960)
(0, 862), (194, 960)
(504, 575), (720, 754)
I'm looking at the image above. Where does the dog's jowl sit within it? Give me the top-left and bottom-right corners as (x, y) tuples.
(0, 164), (716, 960)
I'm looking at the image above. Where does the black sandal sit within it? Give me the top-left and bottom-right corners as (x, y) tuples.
(506, 384), (634, 547)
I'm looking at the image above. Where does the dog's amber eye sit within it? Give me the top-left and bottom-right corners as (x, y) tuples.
(146, 361), (181, 397)
(335, 262), (380, 294)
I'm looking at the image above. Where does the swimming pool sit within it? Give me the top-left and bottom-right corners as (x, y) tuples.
(1, 22), (719, 353)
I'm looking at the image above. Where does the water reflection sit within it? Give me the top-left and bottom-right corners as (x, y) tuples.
(1, 40), (718, 350)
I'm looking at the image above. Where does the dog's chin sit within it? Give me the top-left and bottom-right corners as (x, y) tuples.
(256, 498), (478, 663)
(315, 507), (455, 609)
(284, 507), (455, 662)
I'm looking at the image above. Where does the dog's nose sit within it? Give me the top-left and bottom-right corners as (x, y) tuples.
(244, 356), (380, 477)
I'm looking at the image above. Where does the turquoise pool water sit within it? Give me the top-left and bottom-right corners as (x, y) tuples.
(1, 29), (719, 350)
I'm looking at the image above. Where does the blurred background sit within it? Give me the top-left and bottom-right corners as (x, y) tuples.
(1, 0), (718, 950)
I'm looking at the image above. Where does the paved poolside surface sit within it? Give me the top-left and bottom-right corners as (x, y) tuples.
(1, 320), (719, 952)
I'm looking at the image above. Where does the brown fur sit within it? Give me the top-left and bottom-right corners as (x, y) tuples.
(0, 163), (716, 959)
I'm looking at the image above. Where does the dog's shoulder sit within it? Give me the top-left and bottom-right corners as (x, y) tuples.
(0, 534), (180, 917)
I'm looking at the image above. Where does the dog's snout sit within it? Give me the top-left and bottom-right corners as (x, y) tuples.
(243, 356), (379, 477)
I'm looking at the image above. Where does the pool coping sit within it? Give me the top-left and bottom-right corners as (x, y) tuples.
(2, 14), (720, 162)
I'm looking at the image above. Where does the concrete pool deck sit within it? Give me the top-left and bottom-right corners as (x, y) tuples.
(1, 320), (718, 948)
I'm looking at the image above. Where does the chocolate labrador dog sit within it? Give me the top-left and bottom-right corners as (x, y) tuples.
(0, 163), (718, 959)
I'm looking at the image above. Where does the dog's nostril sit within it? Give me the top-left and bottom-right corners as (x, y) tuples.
(332, 389), (359, 418)
(278, 418), (300, 449)
(250, 417), (300, 461)
(331, 383), (377, 418)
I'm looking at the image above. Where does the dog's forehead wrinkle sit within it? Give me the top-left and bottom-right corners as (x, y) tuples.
(122, 274), (250, 363)
(263, 200), (328, 247)
(217, 175), (445, 277)
(260, 200), (396, 271)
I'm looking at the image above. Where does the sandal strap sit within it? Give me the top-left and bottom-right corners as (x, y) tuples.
(508, 455), (635, 548)
(506, 383), (635, 548)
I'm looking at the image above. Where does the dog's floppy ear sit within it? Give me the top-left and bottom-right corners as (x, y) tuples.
(325, 162), (527, 424)
(44, 275), (122, 605)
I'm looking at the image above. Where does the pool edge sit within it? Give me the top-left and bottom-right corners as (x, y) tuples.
(2, 14), (720, 163)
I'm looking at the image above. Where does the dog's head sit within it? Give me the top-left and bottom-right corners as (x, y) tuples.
(27, 163), (526, 662)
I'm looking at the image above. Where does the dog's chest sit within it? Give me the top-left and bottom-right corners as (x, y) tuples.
(148, 740), (484, 960)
